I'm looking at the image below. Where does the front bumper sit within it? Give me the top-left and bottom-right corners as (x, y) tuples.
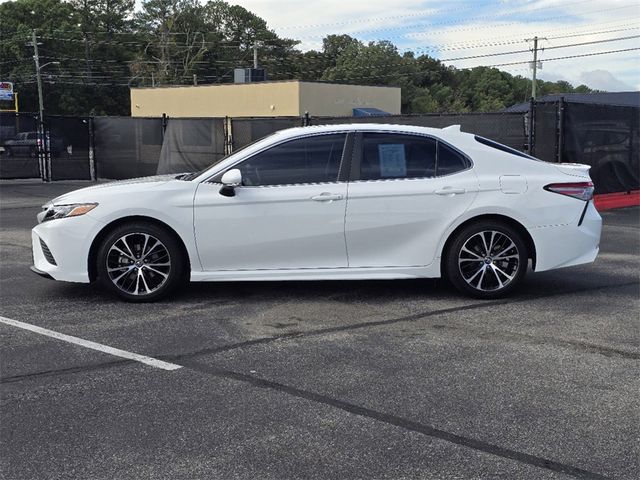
(31, 213), (105, 283)
(30, 265), (54, 280)
(529, 201), (602, 272)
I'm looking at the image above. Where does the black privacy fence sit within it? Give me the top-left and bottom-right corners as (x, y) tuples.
(1, 101), (637, 194)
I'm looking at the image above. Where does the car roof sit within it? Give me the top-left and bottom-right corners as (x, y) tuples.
(272, 123), (473, 142)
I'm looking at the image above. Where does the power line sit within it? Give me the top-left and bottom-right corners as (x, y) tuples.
(406, 22), (640, 53)
(484, 47), (640, 68)
(18, 45), (639, 89)
(440, 34), (640, 62)
(292, 3), (639, 40)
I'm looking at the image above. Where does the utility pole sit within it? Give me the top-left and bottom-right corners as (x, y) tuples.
(29, 30), (47, 181)
(526, 36), (546, 99)
(31, 30), (44, 128)
(28, 30), (60, 182)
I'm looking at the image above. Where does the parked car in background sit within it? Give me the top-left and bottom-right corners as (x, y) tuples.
(3, 131), (64, 157)
(31, 124), (602, 302)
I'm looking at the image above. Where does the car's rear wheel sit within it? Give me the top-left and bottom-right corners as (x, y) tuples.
(4, 147), (12, 157)
(96, 222), (185, 302)
(445, 221), (528, 299)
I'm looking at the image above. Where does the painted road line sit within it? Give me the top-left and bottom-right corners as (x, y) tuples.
(0, 316), (182, 371)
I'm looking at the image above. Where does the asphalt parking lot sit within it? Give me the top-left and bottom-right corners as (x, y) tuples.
(0, 179), (638, 480)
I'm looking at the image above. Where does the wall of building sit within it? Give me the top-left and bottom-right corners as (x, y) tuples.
(298, 82), (401, 116)
(130, 81), (401, 118)
(130, 81), (301, 117)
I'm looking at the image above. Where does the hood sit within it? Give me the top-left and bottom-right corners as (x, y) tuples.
(47, 174), (183, 206)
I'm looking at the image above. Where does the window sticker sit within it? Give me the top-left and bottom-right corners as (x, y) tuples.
(378, 144), (407, 177)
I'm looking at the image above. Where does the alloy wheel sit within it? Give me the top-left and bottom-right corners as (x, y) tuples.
(106, 233), (171, 296)
(457, 230), (520, 292)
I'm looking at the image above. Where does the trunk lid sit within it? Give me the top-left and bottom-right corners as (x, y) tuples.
(554, 163), (591, 179)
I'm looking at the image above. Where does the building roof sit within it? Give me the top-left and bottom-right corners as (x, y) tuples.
(352, 107), (392, 117)
(130, 79), (400, 91)
(505, 91), (640, 113)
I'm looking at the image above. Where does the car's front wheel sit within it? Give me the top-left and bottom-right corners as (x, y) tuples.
(445, 221), (528, 299)
(96, 222), (186, 302)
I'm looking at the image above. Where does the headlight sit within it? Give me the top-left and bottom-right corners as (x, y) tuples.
(39, 203), (98, 223)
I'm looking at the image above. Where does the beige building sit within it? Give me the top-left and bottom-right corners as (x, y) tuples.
(130, 80), (401, 118)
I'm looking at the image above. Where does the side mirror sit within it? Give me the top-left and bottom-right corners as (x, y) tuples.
(219, 169), (242, 197)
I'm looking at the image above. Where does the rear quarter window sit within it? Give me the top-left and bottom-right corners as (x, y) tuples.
(474, 135), (538, 160)
(437, 142), (470, 176)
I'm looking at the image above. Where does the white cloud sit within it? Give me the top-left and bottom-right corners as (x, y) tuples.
(231, 0), (440, 50)
(578, 69), (634, 90)
(230, 0), (639, 91)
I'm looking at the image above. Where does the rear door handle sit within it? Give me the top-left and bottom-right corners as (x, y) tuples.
(435, 187), (466, 196)
(311, 192), (343, 202)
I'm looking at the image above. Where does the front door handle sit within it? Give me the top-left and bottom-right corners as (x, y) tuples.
(311, 192), (343, 202)
(435, 187), (466, 196)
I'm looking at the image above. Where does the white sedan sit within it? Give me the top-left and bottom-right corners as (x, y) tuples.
(31, 124), (602, 301)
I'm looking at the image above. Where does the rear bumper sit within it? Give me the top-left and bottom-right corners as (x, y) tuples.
(529, 201), (602, 272)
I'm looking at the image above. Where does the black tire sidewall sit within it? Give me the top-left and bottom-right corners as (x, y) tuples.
(445, 221), (528, 299)
(96, 222), (185, 302)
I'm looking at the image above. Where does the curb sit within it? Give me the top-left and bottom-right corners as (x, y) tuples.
(594, 190), (640, 211)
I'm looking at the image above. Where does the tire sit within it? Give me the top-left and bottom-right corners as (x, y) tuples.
(445, 221), (528, 299)
(96, 222), (186, 302)
(29, 147), (37, 158)
(4, 147), (12, 157)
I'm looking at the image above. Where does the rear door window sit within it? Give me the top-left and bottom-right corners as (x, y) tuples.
(360, 133), (437, 180)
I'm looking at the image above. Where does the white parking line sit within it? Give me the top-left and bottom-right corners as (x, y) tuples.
(0, 316), (182, 371)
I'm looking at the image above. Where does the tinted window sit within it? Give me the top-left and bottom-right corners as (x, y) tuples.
(27, 133), (37, 140)
(474, 135), (537, 160)
(437, 143), (469, 176)
(238, 134), (345, 186)
(360, 133), (436, 180)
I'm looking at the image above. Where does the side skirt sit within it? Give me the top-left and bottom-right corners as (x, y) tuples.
(190, 264), (440, 282)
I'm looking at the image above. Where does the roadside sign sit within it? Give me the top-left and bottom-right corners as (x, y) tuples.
(0, 82), (14, 101)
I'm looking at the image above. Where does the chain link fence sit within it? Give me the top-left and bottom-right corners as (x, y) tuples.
(46, 116), (92, 181)
(314, 112), (525, 151)
(94, 117), (163, 179)
(231, 117), (303, 149)
(2, 102), (637, 194)
(0, 112), (39, 179)
(532, 102), (558, 163)
(563, 103), (639, 194)
(157, 117), (226, 175)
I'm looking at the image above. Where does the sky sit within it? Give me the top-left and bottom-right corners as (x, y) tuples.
(233, 0), (640, 91)
(3, 0), (638, 90)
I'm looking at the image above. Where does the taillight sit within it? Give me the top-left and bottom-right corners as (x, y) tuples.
(544, 182), (594, 201)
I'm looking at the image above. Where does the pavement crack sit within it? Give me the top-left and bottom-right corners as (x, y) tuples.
(166, 280), (639, 362)
(0, 359), (132, 384)
(180, 360), (613, 480)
